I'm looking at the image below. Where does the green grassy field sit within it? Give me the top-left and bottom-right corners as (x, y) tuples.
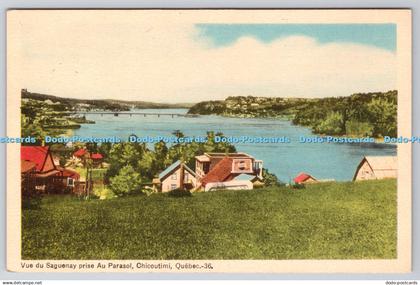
(22, 179), (397, 260)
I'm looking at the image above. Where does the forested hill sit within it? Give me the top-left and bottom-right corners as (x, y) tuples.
(22, 89), (193, 111)
(187, 91), (397, 137)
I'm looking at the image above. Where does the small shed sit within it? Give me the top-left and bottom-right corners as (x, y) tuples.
(293, 172), (317, 184)
(353, 156), (397, 181)
(91, 153), (104, 167)
(91, 153), (103, 160)
(73, 148), (88, 158)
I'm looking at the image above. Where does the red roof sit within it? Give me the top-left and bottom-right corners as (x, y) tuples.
(21, 146), (51, 171)
(294, 173), (316, 184)
(91, 153), (103, 160)
(201, 157), (234, 186)
(57, 167), (80, 179)
(21, 160), (36, 173)
(73, 148), (88, 157)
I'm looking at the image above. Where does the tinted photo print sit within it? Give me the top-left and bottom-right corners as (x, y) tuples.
(6, 9), (412, 273)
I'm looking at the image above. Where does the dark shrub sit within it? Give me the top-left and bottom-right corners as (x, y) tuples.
(262, 168), (282, 187)
(291, 183), (305, 190)
(22, 196), (42, 210)
(168, 188), (192, 198)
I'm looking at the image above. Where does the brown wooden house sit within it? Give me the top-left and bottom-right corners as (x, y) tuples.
(21, 146), (80, 195)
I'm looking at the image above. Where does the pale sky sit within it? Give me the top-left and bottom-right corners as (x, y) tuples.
(11, 11), (397, 103)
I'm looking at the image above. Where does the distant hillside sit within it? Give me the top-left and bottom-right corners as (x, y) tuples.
(188, 96), (314, 118)
(22, 89), (194, 111)
(188, 91), (398, 137)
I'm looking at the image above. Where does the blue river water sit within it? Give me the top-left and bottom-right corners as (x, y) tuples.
(73, 109), (396, 182)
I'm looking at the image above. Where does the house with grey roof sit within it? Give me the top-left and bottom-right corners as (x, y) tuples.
(152, 160), (197, 192)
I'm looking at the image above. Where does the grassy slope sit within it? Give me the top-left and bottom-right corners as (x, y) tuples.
(22, 179), (397, 260)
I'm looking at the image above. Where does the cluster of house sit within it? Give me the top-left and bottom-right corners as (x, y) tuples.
(20, 146), (105, 195)
(72, 148), (104, 167)
(20, 144), (398, 196)
(152, 152), (264, 192)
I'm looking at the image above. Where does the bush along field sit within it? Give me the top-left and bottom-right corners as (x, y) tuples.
(22, 179), (397, 260)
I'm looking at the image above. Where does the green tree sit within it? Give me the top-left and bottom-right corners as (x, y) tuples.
(202, 131), (236, 153)
(21, 114), (46, 144)
(21, 98), (69, 141)
(345, 120), (373, 136)
(314, 111), (344, 135)
(367, 98), (397, 137)
(86, 142), (99, 154)
(98, 142), (112, 161)
(105, 142), (144, 182)
(137, 151), (157, 180)
(153, 141), (171, 173)
(262, 168), (281, 187)
(292, 91), (397, 138)
(109, 165), (142, 196)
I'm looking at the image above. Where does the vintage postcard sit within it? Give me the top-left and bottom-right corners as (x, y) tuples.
(6, 9), (412, 273)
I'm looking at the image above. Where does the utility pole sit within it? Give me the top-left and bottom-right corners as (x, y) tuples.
(85, 161), (90, 198)
(84, 152), (93, 199)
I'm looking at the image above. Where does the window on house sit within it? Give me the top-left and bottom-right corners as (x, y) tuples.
(203, 162), (210, 173)
(171, 184), (177, 190)
(184, 172), (189, 182)
(67, 178), (74, 187)
(172, 173), (177, 180)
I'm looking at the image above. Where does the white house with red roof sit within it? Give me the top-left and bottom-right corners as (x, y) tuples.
(195, 153), (263, 191)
